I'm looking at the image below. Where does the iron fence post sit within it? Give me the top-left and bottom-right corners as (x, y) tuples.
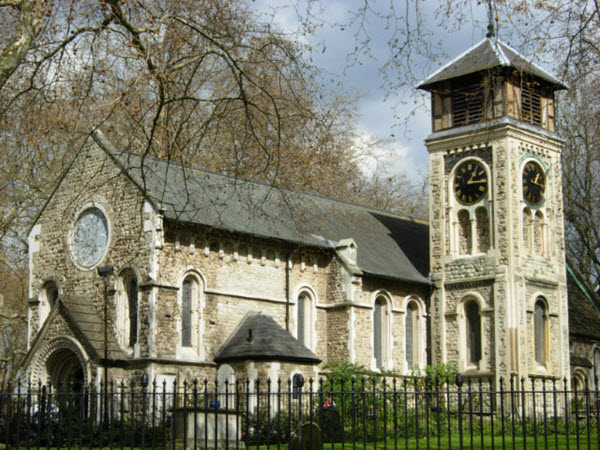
(445, 376), (452, 450)
(542, 378), (548, 450)
(532, 378), (538, 449)
(140, 373), (148, 450)
(468, 378), (473, 448)
(292, 373), (304, 449)
(595, 375), (599, 450)
(499, 377), (505, 450)
(351, 377), (356, 450)
(552, 378), (558, 450)
(15, 380), (21, 447)
(585, 377), (591, 450)
(151, 379), (157, 450)
(564, 377), (570, 450)
(488, 377), (495, 450)
(520, 377), (526, 450)
(456, 373), (464, 450)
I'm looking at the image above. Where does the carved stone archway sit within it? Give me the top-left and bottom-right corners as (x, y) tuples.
(31, 337), (90, 390)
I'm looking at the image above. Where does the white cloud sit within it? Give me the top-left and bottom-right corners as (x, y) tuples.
(353, 131), (419, 182)
(248, 0), (500, 185)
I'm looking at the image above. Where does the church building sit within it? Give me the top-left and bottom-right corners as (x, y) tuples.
(20, 36), (600, 390)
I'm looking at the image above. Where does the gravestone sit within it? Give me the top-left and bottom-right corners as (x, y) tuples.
(290, 422), (321, 450)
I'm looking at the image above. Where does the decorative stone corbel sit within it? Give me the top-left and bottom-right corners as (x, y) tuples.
(335, 238), (363, 302)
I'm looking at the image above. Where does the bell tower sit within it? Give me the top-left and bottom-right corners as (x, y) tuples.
(419, 36), (569, 382)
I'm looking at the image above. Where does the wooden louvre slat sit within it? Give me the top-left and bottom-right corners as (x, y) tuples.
(521, 83), (542, 126)
(451, 81), (484, 127)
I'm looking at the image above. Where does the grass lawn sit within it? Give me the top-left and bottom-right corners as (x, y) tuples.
(251, 434), (598, 449)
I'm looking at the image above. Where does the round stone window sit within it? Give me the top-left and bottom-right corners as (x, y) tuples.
(70, 207), (110, 269)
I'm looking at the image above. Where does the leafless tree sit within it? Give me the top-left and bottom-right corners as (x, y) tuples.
(0, 0), (430, 378)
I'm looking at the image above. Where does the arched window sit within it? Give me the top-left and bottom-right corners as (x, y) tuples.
(405, 301), (419, 369)
(117, 270), (138, 349)
(39, 281), (59, 326)
(45, 282), (59, 307)
(571, 371), (586, 392)
(374, 296), (390, 370)
(296, 291), (313, 349)
(523, 208), (532, 253)
(475, 207), (490, 253)
(127, 277), (138, 347)
(593, 349), (600, 387)
(534, 211), (545, 256)
(179, 274), (203, 355)
(181, 278), (193, 347)
(458, 210), (472, 255)
(465, 300), (481, 366)
(534, 299), (548, 366)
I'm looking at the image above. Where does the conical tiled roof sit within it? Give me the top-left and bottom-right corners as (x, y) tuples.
(214, 312), (321, 364)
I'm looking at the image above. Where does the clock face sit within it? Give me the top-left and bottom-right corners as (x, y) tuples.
(71, 208), (109, 268)
(453, 160), (488, 205)
(522, 161), (546, 205)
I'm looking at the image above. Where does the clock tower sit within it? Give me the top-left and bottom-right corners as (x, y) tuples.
(419, 36), (569, 382)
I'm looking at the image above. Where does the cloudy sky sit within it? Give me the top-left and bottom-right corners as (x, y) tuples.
(251, 0), (557, 182)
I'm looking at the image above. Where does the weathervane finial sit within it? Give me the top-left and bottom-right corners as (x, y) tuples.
(486, 0), (496, 38)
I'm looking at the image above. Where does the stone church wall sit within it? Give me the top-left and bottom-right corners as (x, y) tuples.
(28, 140), (155, 351)
(154, 221), (333, 364)
(26, 135), (436, 386)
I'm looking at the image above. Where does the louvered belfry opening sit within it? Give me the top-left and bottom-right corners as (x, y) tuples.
(426, 73), (558, 133)
(419, 37), (565, 133)
(451, 80), (485, 126)
(521, 80), (543, 126)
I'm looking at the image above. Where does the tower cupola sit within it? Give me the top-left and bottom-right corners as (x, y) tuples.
(423, 33), (570, 383)
(417, 37), (567, 133)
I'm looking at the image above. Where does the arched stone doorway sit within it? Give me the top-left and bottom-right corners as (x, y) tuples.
(46, 348), (85, 391)
(31, 337), (89, 391)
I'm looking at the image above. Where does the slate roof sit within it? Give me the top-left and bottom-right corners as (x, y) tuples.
(61, 297), (127, 360)
(571, 356), (593, 368)
(214, 311), (321, 364)
(418, 37), (567, 90)
(567, 264), (600, 342)
(93, 131), (430, 285)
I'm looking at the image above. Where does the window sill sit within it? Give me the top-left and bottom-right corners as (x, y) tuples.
(176, 346), (201, 361)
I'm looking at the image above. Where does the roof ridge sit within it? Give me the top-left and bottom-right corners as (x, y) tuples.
(417, 37), (489, 88)
(417, 37), (567, 90)
(96, 132), (430, 284)
(497, 40), (567, 88)
(116, 148), (428, 226)
(491, 38), (510, 66)
(567, 263), (600, 315)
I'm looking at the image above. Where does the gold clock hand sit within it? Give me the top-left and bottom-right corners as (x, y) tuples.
(531, 178), (545, 188)
(467, 179), (486, 185)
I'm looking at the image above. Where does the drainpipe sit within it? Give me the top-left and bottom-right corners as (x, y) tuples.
(285, 247), (300, 331)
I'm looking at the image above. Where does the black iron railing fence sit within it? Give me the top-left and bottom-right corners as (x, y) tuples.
(0, 374), (599, 449)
